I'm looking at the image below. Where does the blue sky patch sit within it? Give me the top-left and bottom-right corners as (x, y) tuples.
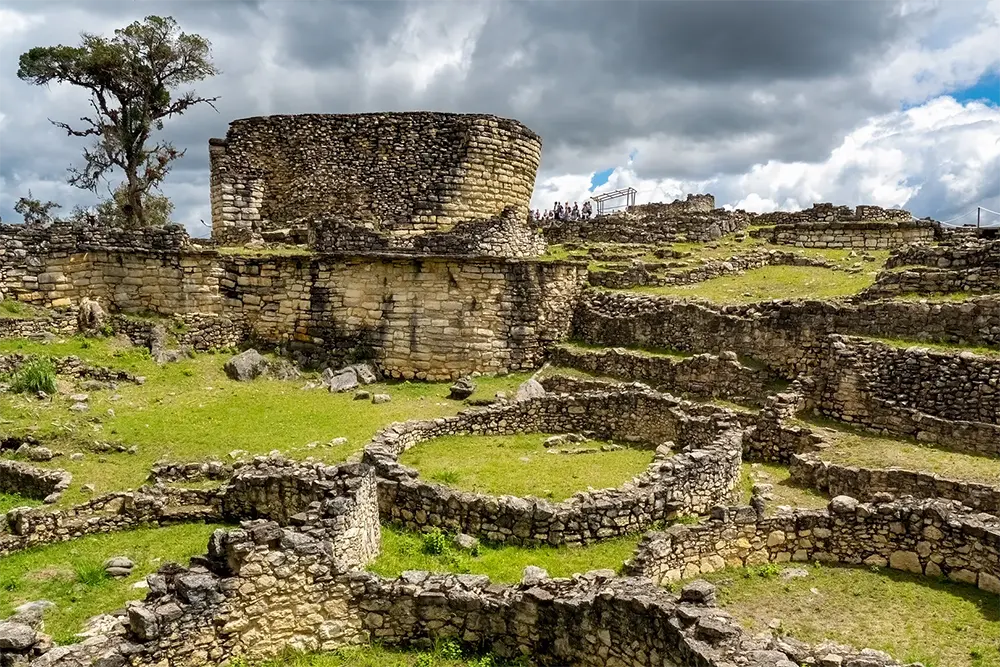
(949, 71), (999, 105)
(590, 167), (615, 191)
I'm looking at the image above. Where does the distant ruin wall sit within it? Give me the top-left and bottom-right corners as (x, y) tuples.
(209, 113), (542, 245)
(541, 197), (750, 245)
(758, 220), (938, 249)
(752, 203), (913, 226)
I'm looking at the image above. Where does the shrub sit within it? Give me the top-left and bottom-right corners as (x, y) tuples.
(422, 528), (449, 556)
(437, 639), (463, 660)
(9, 357), (57, 394)
(73, 561), (108, 587)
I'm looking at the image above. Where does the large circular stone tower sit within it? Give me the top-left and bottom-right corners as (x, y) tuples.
(209, 112), (542, 247)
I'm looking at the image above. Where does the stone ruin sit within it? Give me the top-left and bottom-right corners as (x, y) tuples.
(1, 111), (998, 667)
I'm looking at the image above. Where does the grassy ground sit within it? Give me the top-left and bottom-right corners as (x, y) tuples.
(398, 433), (653, 501)
(627, 265), (877, 303)
(0, 301), (45, 319)
(0, 523), (221, 643)
(896, 291), (995, 302)
(557, 339), (691, 359)
(741, 462), (830, 511)
(247, 643), (529, 667)
(369, 525), (639, 582)
(0, 336), (530, 504)
(806, 419), (1000, 486)
(0, 492), (40, 513)
(544, 237), (890, 272)
(693, 563), (1000, 667)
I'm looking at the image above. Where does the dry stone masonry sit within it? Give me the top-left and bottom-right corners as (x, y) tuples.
(363, 388), (744, 545)
(209, 113), (541, 246)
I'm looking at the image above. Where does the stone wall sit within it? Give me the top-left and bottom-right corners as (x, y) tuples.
(0, 486), (224, 557)
(0, 224), (586, 379)
(861, 239), (1000, 298)
(812, 335), (1000, 453)
(363, 389), (743, 546)
(625, 497), (1000, 595)
(0, 460), (71, 503)
(572, 291), (1000, 375)
(308, 206), (547, 258)
(40, 527), (889, 667)
(541, 200), (750, 245)
(758, 220), (937, 249)
(221, 255), (586, 378)
(209, 113), (541, 245)
(789, 452), (1000, 515)
(547, 344), (780, 406)
(752, 203), (912, 226)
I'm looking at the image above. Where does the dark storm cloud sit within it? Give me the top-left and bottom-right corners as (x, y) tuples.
(0, 0), (981, 228)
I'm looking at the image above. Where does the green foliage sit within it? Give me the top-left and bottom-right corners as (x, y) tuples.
(9, 357), (57, 394)
(422, 528), (449, 556)
(69, 183), (175, 229)
(13, 190), (61, 225)
(17, 15), (219, 228)
(73, 561), (108, 586)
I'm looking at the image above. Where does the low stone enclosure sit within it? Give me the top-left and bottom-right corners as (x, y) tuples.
(363, 388), (744, 545)
(2, 450), (996, 667)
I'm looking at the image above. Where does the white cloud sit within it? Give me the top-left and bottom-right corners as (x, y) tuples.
(531, 96), (1000, 221)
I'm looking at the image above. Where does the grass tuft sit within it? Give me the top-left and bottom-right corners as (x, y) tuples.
(9, 357), (57, 394)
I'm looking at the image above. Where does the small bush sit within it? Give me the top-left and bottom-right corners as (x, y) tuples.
(437, 639), (463, 660)
(422, 528), (449, 556)
(9, 357), (57, 394)
(73, 561), (108, 587)
(431, 469), (461, 485)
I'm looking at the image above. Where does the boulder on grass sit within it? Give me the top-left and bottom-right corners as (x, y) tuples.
(448, 377), (476, 400)
(515, 378), (545, 401)
(224, 349), (270, 381)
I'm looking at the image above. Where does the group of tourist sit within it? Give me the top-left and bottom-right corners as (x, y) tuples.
(530, 200), (594, 222)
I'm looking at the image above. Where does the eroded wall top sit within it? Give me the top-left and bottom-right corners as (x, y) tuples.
(209, 112), (542, 245)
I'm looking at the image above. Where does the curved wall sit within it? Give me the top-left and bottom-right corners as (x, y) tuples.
(209, 112), (542, 244)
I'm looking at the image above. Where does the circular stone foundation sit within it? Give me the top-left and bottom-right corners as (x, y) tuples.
(363, 387), (743, 546)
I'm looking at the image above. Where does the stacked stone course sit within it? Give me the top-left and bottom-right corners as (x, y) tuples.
(861, 239), (1000, 298)
(363, 388), (743, 545)
(0, 460), (71, 504)
(625, 497), (1000, 595)
(209, 113), (541, 246)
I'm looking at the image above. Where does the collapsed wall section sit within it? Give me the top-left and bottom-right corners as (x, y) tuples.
(209, 112), (542, 245)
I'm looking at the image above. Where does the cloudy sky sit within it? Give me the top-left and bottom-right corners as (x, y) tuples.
(0, 0), (998, 235)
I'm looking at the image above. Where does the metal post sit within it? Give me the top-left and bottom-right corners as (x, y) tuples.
(978, 207), (981, 228)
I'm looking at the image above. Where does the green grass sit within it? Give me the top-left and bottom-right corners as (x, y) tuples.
(0, 337), (530, 503)
(0, 492), (41, 513)
(627, 265), (877, 303)
(804, 419), (1000, 486)
(0, 523), (222, 643)
(693, 563), (1000, 667)
(896, 291), (995, 302)
(398, 433), (653, 501)
(741, 462), (829, 511)
(557, 339), (691, 359)
(7, 356), (58, 394)
(244, 642), (527, 667)
(868, 337), (1000, 358)
(0, 300), (44, 319)
(369, 525), (639, 582)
